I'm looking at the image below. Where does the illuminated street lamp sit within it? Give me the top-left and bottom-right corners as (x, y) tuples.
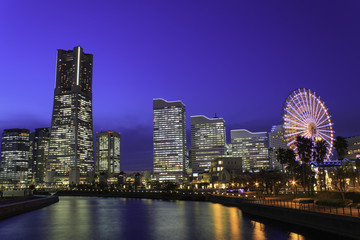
(291, 180), (297, 196)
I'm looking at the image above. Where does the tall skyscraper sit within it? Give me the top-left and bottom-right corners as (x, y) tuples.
(47, 46), (94, 185)
(268, 124), (287, 169)
(96, 131), (121, 174)
(0, 129), (30, 186)
(31, 128), (50, 184)
(231, 129), (269, 171)
(190, 115), (226, 173)
(153, 99), (186, 182)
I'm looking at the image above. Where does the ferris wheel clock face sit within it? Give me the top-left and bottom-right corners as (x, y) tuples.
(282, 88), (334, 160)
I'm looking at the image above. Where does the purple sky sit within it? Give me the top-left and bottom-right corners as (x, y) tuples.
(0, 1), (359, 171)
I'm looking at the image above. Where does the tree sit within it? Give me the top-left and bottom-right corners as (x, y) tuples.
(276, 148), (298, 187)
(295, 136), (313, 194)
(330, 159), (353, 200)
(334, 136), (348, 160)
(313, 139), (328, 190)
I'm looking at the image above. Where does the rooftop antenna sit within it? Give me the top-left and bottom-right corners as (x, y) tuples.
(214, 113), (218, 118)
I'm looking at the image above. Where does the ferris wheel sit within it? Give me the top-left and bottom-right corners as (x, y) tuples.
(282, 88), (335, 160)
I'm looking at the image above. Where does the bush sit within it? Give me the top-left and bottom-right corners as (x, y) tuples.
(293, 198), (314, 203)
(316, 199), (352, 207)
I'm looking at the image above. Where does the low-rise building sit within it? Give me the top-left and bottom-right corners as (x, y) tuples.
(209, 157), (242, 188)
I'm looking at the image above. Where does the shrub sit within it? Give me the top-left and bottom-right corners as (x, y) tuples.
(316, 199), (352, 207)
(293, 198), (314, 203)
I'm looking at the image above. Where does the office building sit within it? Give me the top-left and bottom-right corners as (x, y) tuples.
(190, 115), (226, 173)
(345, 136), (360, 159)
(153, 99), (186, 182)
(47, 46), (94, 185)
(31, 128), (50, 184)
(231, 129), (269, 171)
(268, 124), (287, 169)
(96, 131), (121, 174)
(0, 129), (30, 186)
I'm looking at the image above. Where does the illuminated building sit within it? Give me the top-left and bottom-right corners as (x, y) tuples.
(345, 135), (360, 160)
(47, 46), (94, 185)
(153, 99), (186, 182)
(231, 129), (269, 171)
(96, 131), (121, 174)
(31, 128), (50, 184)
(268, 124), (287, 169)
(0, 129), (30, 186)
(190, 115), (226, 173)
(210, 157), (242, 187)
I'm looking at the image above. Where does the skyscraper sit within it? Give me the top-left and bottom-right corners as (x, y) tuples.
(231, 129), (269, 171)
(0, 129), (30, 186)
(96, 131), (121, 174)
(190, 115), (226, 173)
(153, 99), (186, 182)
(47, 46), (94, 185)
(268, 124), (287, 169)
(31, 128), (50, 184)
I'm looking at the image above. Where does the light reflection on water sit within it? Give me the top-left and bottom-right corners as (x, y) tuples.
(0, 197), (330, 240)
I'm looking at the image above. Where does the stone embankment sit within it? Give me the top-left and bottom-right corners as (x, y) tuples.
(56, 190), (206, 201)
(0, 196), (59, 221)
(208, 194), (360, 240)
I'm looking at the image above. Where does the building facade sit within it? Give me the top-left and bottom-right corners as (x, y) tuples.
(0, 129), (30, 186)
(47, 46), (94, 185)
(31, 128), (50, 184)
(210, 156), (242, 188)
(231, 129), (269, 171)
(268, 124), (287, 169)
(345, 136), (360, 160)
(153, 99), (186, 182)
(190, 115), (226, 173)
(96, 131), (121, 174)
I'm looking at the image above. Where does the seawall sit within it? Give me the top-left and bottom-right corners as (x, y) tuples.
(0, 196), (59, 221)
(208, 194), (360, 239)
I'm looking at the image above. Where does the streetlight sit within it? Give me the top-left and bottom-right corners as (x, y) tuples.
(291, 180), (297, 196)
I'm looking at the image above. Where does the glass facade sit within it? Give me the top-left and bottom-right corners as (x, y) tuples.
(31, 128), (50, 184)
(96, 131), (121, 174)
(47, 46), (94, 185)
(190, 115), (226, 173)
(345, 135), (360, 160)
(153, 99), (186, 182)
(0, 129), (30, 186)
(231, 129), (269, 171)
(268, 124), (287, 169)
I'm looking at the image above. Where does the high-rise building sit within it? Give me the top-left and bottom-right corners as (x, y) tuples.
(47, 46), (94, 185)
(345, 136), (360, 160)
(190, 115), (226, 173)
(0, 129), (30, 186)
(231, 129), (269, 171)
(31, 128), (50, 184)
(96, 131), (121, 174)
(153, 99), (186, 182)
(268, 124), (287, 169)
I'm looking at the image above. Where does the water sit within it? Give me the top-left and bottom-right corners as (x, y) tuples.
(0, 197), (341, 240)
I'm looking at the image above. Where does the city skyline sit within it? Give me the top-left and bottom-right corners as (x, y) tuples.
(1, 1), (360, 171)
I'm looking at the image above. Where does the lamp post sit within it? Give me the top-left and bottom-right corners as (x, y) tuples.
(255, 182), (259, 199)
(292, 180), (297, 197)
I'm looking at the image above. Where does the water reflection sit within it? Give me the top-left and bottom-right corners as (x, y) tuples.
(228, 207), (240, 239)
(0, 197), (335, 240)
(289, 232), (305, 240)
(251, 220), (266, 240)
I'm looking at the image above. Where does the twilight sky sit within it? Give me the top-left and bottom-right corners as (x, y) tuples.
(0, 1), (359, 171)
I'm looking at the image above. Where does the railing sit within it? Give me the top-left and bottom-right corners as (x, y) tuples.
(211, 193), (360, 218)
